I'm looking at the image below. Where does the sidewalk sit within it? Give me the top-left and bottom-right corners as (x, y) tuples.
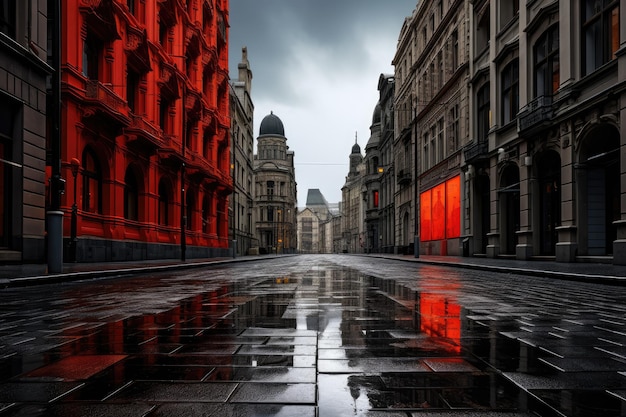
(1, 253), (625, 287)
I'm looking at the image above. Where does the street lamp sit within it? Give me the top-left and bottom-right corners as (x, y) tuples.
(69, 158), (80, 262)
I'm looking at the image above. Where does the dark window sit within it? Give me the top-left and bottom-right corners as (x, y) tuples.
(82, 147), (102, 214)
(449, 104), (459, 152)
(127, 0), (135, 15)
(186, 191), (194, 230)
(583, 0), (619, 75)
(476, 7), (490, 53)
(158, 178), (169, 226)
(451, 30), (458, 71)
(202, 195), (211, 234)
(500, 0), (519, 27)
(534, 25), (559, 97)
(0, 0), (15, 38)
(267, 181), (274, 197)
(127, 68), (140, 114)
(124, 167), (139, 221)
(83, 33), (103, 80)
(477, 83), (490, 141)
(159, 94), (172, 134)
(501, 59), (519, 125)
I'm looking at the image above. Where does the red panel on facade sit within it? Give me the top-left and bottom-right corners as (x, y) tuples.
(420, 190), (432, 242)
(446, 176), (461, 238)
(431, 183), (446, 240)
(420, 175), (461, 242)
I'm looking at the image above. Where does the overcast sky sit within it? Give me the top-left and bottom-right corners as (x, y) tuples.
(228, 0), (416, 206)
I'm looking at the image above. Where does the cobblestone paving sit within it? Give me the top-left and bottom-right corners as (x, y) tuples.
(0, 255), (625, 416)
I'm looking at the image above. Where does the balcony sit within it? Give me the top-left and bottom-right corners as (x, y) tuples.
(84, 80), (129, 125)
(463, 141), (489, 163)
(517, 95), (553, 135)
(124, 114), (163, 152)
(397, 169), (411, 185)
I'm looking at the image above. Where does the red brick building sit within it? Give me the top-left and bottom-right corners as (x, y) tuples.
(58, 0), (231, 261)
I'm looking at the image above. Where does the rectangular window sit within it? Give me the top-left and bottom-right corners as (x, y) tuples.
(127, 68), (140, 114)
(449, 105), (459, 152)
(373, 190), (379, 208)
(583, 0), (619, 75)
(437, 118), (444, 162)
(501, 59), (519, 125)
(534, 25), (559, 97)
(477, 83), (490, 141)
(0, 0), (15, 38)
(423, 133), (429, 170)
(451, 30), (459, 72)
(83, 33), (103, 80)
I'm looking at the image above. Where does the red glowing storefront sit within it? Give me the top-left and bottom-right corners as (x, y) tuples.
(56, 0), (232, 262)
(420, 176), (461, 255)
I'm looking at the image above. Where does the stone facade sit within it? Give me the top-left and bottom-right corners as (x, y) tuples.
(230, 47), (256, 256)
(399, 0), (470, 257)
(341, 139), (365, 253)
(0, 1), (52, 262)
(57, 0), (232, 262)
(253, 112), (297, 254)
(463, 0), (625, 264)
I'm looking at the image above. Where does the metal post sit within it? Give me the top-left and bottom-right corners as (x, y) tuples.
(181, 162), (186, 262)
(69, 158), (80, 262)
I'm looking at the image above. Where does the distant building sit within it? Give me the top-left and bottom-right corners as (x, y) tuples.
(0, 1), (52, 262)
(253, 112), (297, 254)
(378, 74), (396, 253)
(341, 138), (365, 253)
(297, 188), (337, 253)
(297, 207), (320, 253)
(230, 47), (256, 256)
(363, 102), (382, 253)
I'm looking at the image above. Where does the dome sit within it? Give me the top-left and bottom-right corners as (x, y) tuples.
(351, 141), (361, 154)
(372, 102), (382, 125)
(259, 111), (285, 136)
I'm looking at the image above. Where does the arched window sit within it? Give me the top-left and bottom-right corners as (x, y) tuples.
(124, 166), (139, 221)
(158, 177), (170, 226)
(186, 190), (195, 230)
(82, 147), (102, 213)
(202, 194), (211, 234)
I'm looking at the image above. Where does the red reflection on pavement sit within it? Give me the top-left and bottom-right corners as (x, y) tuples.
(23, 355), (126, 381)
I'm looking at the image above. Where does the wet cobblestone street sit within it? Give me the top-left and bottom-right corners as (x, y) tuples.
(1, 255), (626, 416)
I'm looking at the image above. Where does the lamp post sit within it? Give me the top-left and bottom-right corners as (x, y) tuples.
(69, 158), (80, 262)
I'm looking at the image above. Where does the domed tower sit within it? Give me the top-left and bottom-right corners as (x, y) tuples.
(349, 135), (363, 177)
(253, 112), (297, 254)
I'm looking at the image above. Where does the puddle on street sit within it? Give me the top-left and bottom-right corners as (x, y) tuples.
(1, 261), (625, 416)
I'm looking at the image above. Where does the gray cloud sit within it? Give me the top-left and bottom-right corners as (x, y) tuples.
(229, 0), (416, 104)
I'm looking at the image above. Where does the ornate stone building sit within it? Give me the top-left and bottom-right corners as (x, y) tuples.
(401, 0), (470, 257)
(363, 103), (382, 253)
(463, 0), (625, 264)
(0, 1), (52, 262)
(229, 47), (256, 256)
(378, 74), (396, 253)
(341, 138), (365, 253)
(57, 0), (232, 261)
(253, 112), (297, 254)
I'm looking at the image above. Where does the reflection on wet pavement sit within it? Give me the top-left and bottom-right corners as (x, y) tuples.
(1, 255), (625, 416)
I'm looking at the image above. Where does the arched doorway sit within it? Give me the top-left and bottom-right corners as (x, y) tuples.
(536, 151), (561, 255)
(578, 124), (620, 256)
(402, 211), (410, 250)
(499, 164), (520, 255)
(475, 174), (490, 254)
